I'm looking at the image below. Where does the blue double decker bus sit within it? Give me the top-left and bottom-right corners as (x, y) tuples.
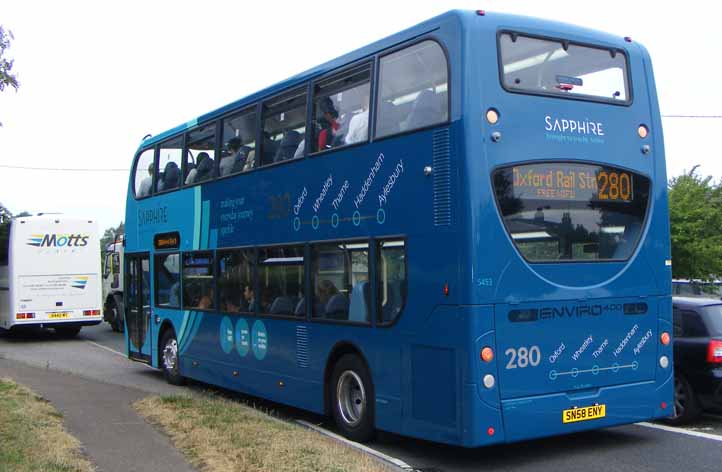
(124, 10), (673, 446)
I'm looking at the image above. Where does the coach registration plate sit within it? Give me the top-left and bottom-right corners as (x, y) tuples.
(562, 404), (606, 424)
(48, 312), (69, 319)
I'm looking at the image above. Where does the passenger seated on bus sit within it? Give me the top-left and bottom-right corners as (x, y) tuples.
(220, 138), (247, 177)
(185, 152), (213, 185)
(137, 163), (154, 197)
(274, 130), (303, 162)
(344, 94), (369, 145)
(243, 285), (257, 312)
(317, 97), (340, 151)
(314, 279), (339, 316)
(261, 132), (278, 166)
(158, 161), (180, 191)
(198, 286), (214, 310)
(243, 150), (256, 172)
(220, 291), (241, 312)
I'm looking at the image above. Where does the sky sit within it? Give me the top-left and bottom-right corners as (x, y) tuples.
(1, 0), (721, 234)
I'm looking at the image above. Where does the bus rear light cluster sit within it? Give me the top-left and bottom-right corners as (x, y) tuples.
(708, 340), (722, 364)
(660, 332), (670, 346)
(83, 309), (101, 317)
(481, 347), (494, 362)
(16, 313), (35, 319)
(486, 108), (499, 124)
(659, 356), (669, 369)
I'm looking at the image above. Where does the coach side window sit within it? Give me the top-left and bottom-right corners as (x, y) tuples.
(185, 123), (218, 186)
(376, 40), (448, 138)
(262, 88), (307, 166)
(312, 63), (371, 153)
(182, 252), (215, 310)
(156, 136), (183, 193)
(133, 148), (156, 199)
(155, 253), (180, 308)
(0, 222), (9, 281)
(221, 109), (257, 176)
(377, 239), (406, 325)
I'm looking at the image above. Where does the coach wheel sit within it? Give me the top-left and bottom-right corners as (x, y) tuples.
(667, 374), (700, 425)
(55, 326), (81, 338)
(331, 354), (374, 442)
(161, 330), (184, 386)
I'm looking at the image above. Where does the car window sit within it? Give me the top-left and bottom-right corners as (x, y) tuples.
(700, 305), (722, 336)
(681, 310), (709, 337)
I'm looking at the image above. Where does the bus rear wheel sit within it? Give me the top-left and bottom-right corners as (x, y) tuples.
(161, 330), (184, 386)
(331, 354), (375, 442)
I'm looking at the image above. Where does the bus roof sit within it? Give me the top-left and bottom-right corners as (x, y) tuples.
(137, 9), (635, 151)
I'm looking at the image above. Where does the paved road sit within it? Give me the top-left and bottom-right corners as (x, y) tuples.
(1, 323), (722, 472)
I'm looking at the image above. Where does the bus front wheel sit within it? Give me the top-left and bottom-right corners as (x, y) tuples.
(160, 330), (185, 386)
(331, 354), (375, 442)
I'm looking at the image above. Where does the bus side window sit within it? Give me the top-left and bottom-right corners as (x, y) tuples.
(133, 149), (156, 199)
(311, 63), (372, 153)
(156, 136), (184, 193)
(377, 240), (406, 325)
(156, 253), (180, 309)
(311, 242), (370, 323)
(375, 40), (448, 139)
(261, 88), (307, 166)
(258, 246), (304, 317)
(185, 123), (218, 186)
(217, 249), (254, 314)
(182, 252), (215, 310)
(221, 108), (257, 176)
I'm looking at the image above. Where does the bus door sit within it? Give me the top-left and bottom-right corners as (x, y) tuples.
(126, 254), (152, 362)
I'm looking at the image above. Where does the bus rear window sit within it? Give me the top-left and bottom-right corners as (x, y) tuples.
(499, 33), (630, 103)
(493, 162), (650, 262)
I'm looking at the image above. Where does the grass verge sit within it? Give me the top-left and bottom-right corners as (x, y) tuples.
(135, 394), (390, 472)
(0, 378), (94, 472)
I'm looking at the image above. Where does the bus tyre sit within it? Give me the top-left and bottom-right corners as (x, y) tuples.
(161, 330), (184, 386)
(667, 374), (700, 425)
(331, 355), (375, 442)
(55, 326), (81, 338)
(109, 301), (123, 333)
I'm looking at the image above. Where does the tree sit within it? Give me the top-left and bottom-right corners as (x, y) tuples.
(668, 170), (722, 280)
(0, 25), (20, 127)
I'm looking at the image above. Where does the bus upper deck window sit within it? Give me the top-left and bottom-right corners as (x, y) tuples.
(133, 149), (156, 199)
(376, 40), (448, 139)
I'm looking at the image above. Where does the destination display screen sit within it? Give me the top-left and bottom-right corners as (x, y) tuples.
(493, 162), (650, 262)
(510, 163), (633, 203)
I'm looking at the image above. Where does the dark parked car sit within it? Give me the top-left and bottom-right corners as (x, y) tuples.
(669, 297), (722, 424)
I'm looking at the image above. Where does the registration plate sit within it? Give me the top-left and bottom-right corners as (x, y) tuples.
(562, 404), (606, 424)
(48, 312), (69, 319)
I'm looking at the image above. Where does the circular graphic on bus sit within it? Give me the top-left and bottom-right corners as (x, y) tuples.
(293, 217), (301, 231)
(331, 213), (339, 228)
(353, 211), (361, 226)
(377, 208), (386, 224)
(235, 318), (250, 357)
(219, 316), (234, 354)
(251, 320), (268, 360)
(312, 215), (320, 230)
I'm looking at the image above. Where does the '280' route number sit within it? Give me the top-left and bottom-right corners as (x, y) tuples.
(505, 346), (541, 369)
